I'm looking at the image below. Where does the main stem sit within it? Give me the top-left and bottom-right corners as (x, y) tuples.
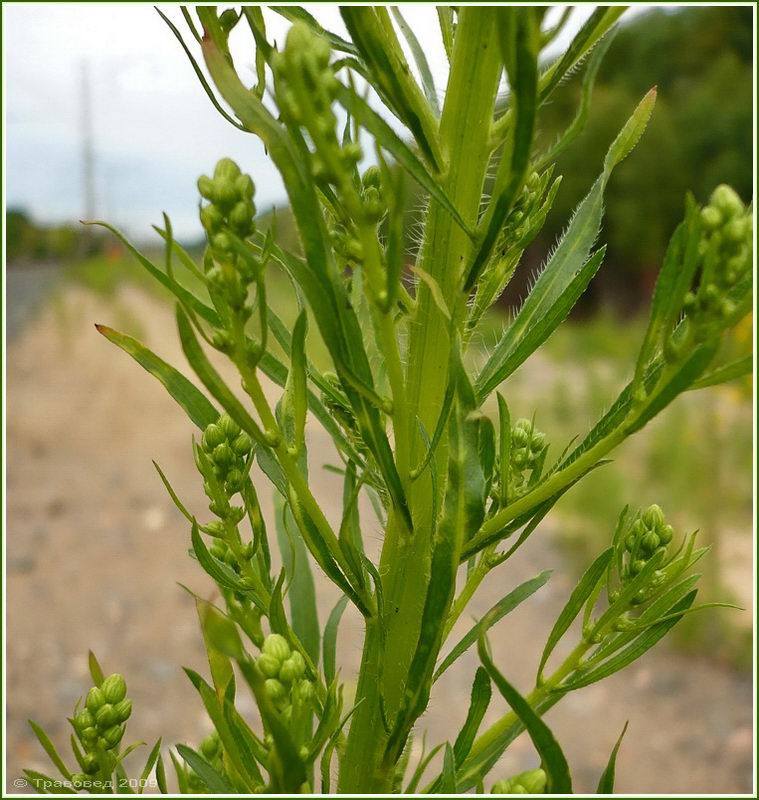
(339, 10), (502, 792)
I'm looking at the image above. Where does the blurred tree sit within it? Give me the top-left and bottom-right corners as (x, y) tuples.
(521, 6), (752, 313)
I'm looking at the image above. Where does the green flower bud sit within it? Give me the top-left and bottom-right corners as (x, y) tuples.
(95, 704), (117, 729)
(624, 533), (636, 552)
(279, 651), (306, 684)
(101, 674), (127, 704)
(640, 531), (660, 555)
(74, 709), (95, 733)
(214, 158), (242, 182)
(235, 174), (255, 200)
(219, 414), (241, 440)
(231, 432), (253, 456)
(212, 442), (234, 467)
(205, 520), (227, 538)
(202, 423), (225, 452)
(82, 753), (100, 775)
(113, 699), (132, 723)
(700, 205), (721, 231)
(257, 653), (281, 678)
(210, 542), (227, 560)
(262, 633), (291, 662)
(225, 468), (244, 493)
(362, 166), (382, 189)
(213, 231), (233, 253)
(530, 432), (546, 452)
(264, 678), (287, 703)
(214, 180), (239, 213)
(200, 732), (220, 759)
(85, 687), (106, 713)
(228, 505), (246, 524)
(200, 204), (225, 234)
(81, 726), (98, 744)
(659, 524), (674, 545)
(342, 142), (363, 164)
(197, 175), (215, 200)
(229, 201), (255, 236)
(642, 504), (665, 530)
(631, 559), (646, 575)
(297, 679), (315, 702)
(710, 184), (743, 219)
(515, 769), (547, 794)
(71, 773), (89, 789)
(102, 724), (125, 750)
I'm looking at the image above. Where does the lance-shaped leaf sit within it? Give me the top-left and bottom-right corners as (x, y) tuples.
(537, 548), (614, 682)
(287, 490), (372, 617)
(634, 201), (702, 386)
(87, 221), (221, 327)
(196, 597), (234, 697)
(281, 309), (308, 455)
(435, 570), (552, 680)
(176, 744), (235, 793)
(454, 668), (492, 764)
(534, 25), (615, 169)
(88, 650), (105, 687)
(464, 8), (539, 291)
(96, 325), (218, 430)
(323, 595), (350, 686)
(478, 636), (573, 793)
(138, 739), (163, 795)
(175, 307), (266, 445)
(597, 722), (629, 793)
(270, 5), (357, 55)
(390, 7), (440, 116)
(274, 494), (320, 666)
(440, 744), (459, 794)
(476, 89), (656, 401)
(626, 341), (718, 434)
(340, 7), (444, 169)
(689, 354), (752, 391)
(28, 721), (73, 781)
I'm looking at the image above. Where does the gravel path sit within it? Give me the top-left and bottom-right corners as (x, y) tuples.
(6, 286), (754, 794)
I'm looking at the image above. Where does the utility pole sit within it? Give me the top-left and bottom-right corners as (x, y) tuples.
(80, 60), (96, 251)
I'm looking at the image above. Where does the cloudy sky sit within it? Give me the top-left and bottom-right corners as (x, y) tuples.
(5, 4), (611, 241)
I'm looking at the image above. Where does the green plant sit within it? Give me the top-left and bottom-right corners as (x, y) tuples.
(27, 6), (752, 794)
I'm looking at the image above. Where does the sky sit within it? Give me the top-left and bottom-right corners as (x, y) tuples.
(4, 4), (609, 242)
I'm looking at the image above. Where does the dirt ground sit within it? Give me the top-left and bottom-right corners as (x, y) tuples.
(6, 285), (754, 794)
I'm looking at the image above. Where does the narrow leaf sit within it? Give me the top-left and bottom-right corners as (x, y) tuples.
(390, 7), (440, 116)
(689, 355), (752, 391)
(479, 638), (572, 793)
(28, 721), (73, 781)
(538, 548), (614, 681)
(175, 744), (234, 793)
(436, 570), (552, 680)
(597, 722), (629, 793)
(453, 668), (492, 764)
(97, 325), (218, 429)
(324, 595), (350, 686)
(88, 651), (105, 687)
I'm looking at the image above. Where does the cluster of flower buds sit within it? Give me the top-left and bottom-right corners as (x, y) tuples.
(273, 24), (362, 187)
(620, 503), (673, 583)
(256, 634), (315, 722)
(491, 768), (547, 794)
(685, 184), (752, 324)
(604, 504), (684, 620)
(197, 158), (259, 309)
(200, 413), (253, 509)
(71, 674), (132, 775)
(504, 418), (547, 498)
